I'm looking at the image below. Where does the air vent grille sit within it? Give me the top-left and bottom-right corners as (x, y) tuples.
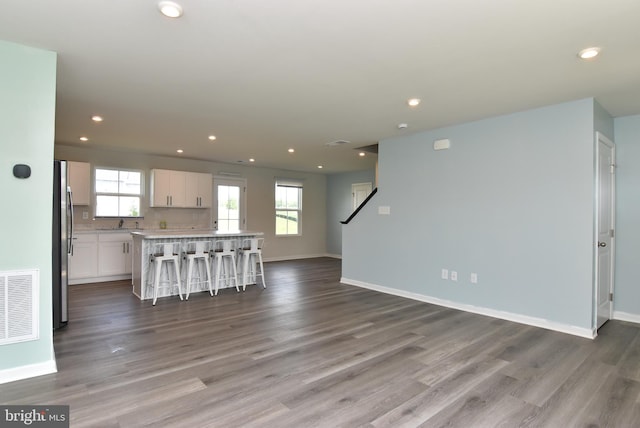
(0, 269), (39, 345)
(325, 140), (351, 147)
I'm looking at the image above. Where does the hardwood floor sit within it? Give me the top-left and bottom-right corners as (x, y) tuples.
(2, 257), (640, 427)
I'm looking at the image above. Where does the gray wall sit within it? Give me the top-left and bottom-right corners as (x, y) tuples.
(613, 114), (640, 318)
(343, 98), (599, 333)
(326, 169), (376, 256)
(55, 145), (328, 261)
(0, 41), (57, 377)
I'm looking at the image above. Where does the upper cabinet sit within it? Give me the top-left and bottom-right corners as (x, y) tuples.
(150, 169), (212, 208)
(150, 169), (186, 207)
(185, 172), (212, 208)
(68, 161), (91, 205)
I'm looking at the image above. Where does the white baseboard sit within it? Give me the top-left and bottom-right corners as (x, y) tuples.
(0, 359), (57, 385)
(264, 253), (337, 262)
(70, 274), (131, 285)
(341, 277), (595, 339)
(613, 311), (640, 324)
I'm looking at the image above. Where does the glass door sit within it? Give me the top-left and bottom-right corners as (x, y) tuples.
(213, 177), (246, 232)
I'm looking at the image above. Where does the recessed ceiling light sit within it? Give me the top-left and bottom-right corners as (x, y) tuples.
(407, 98), (421, 107)
(359, 152), (366, 157)
(249, 158), (255, 163)
(91, 115), (103, 122)
(158, 1), (183, 18)
(288, 148), (295, 153)
(578, 47), (601, 60)
(208, 135), (216, 141)
(79, 136), (89, 142)
(317, 165), (323, 169)
(397, 123), (408, 129)
(176, 149), (183, 153)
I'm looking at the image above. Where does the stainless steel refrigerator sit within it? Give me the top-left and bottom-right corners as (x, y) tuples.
(53, 160), (73, 329)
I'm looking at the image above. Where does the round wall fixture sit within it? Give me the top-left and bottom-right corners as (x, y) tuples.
(13, 164), (31, 179)
(158, 1), (183, 18)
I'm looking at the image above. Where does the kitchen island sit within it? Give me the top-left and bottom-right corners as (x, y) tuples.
(130, 230), (263, 301)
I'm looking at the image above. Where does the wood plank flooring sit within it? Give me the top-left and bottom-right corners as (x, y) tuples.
(2, 257), (640, 427)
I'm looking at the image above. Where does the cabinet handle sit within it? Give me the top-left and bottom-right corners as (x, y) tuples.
(166, 195), (169, 206)
(123, 243), (126, 253)
(170, 195), (173, 206)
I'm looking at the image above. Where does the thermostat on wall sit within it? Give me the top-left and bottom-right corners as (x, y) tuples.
(434, 139), (451, 150)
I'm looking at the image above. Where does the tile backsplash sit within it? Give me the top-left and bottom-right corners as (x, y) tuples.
(73, 206), (212, 231)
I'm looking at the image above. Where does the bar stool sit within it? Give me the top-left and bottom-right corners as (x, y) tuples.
(149, 242), (183, 306)
(238, 237), (266, 291)
(211, 239), (239, 295)
(182, 240), (213, 299)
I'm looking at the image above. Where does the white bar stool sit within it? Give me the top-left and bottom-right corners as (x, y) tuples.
(238, 237), (266, 291)
(211, 239), (239, 295)
(149, 242), (183, 306)
(182, 240), (213, 299)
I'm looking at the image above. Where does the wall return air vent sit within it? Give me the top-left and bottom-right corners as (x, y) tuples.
(0, 269), (39, 345)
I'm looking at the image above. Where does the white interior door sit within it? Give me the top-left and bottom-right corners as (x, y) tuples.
(213, 177), (246, 232)
(595, 133), (615, 330)
(352, 182), (373, 211)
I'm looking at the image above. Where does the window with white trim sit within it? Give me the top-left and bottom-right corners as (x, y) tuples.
(95, 168), (143, 217)
(275, 178), (302, 236)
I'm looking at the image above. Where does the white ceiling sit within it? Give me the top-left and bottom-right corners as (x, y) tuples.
(1, 0), (639, 173)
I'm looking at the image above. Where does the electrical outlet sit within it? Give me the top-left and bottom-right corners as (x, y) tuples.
(470, 273), (478, 284)
(82, 211), (89, 220)
(450, 271), (458, 281)
(441, 269), (449, 280)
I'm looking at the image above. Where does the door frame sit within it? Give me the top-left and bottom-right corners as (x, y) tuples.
(593, 132), (616, 332)
(352, 182), (373, 211)
(212, 176), (247, 231)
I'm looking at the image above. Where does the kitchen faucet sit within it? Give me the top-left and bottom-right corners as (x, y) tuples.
(118, 218), (124, 229)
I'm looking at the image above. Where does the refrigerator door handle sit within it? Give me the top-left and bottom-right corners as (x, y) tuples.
(67, 186), (74, 255)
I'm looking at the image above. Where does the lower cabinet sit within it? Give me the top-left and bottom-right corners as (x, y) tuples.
(69, 231), (132, 284)
(69, 233), (98, 281)
(98, 233), (133, 277)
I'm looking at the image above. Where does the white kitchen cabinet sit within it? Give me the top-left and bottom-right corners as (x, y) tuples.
(68, 161), (91, 205)
(69, 232), (98, 281)
(150, 169), (212, 208)
(98, 232), (133, 276)
(185, 172), (212, 208)
(150, 169), (186, 207)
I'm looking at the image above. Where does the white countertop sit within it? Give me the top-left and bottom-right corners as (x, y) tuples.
(74, 228), (140, 234)
(130, 229), (263, 239)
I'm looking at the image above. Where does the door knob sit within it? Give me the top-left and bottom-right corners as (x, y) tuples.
(598, 242), (607, 247)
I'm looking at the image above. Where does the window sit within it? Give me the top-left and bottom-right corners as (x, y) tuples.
(275, 179), (302, 235)
(95, 168), (143, 217)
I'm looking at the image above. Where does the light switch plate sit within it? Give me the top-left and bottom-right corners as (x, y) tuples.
(378, 206), (391, 215)
(82, 211), (89, 220)
(450, 271), (458, 281)
(434, 138), (451, 150)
